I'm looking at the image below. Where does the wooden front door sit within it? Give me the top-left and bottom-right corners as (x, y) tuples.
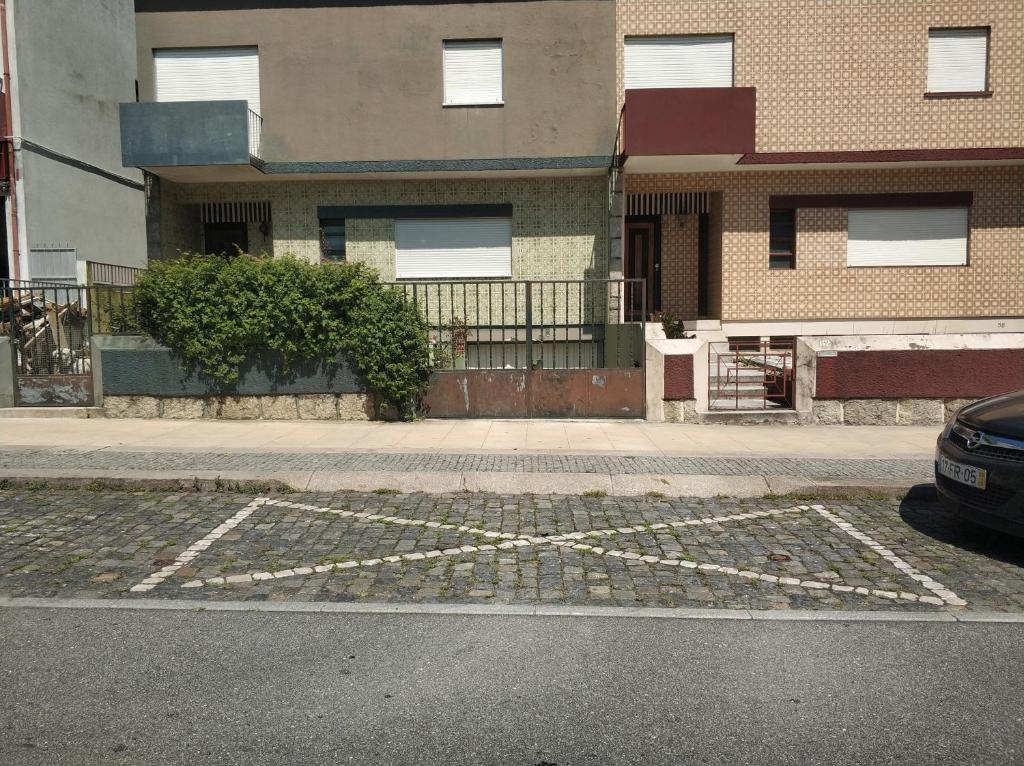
(624, 217), (661, 321)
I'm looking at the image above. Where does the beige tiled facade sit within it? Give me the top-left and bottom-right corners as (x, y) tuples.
(158, 176), (609, 282)
(617, 0), (1024, 152)
(658, 213), (700, 319)
(627, 166), (1024, 322)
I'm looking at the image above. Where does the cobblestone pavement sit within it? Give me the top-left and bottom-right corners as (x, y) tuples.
(0, 449), (931, 480)
(2, 488), (1021, 613)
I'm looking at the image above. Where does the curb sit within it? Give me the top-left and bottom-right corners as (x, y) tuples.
(0, 469), (928, 499)
(0, 596), (1019, 623)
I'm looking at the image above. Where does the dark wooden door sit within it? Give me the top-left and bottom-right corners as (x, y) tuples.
(624, 217), (661, 321)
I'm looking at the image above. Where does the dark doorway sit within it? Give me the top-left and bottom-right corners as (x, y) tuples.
(203, 221), (249, 255)
(624, 216), (660, 321)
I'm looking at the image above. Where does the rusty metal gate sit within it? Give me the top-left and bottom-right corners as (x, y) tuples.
(708, 338), (795, 411)
(1, 280), (93, 406)
(391, 279), (646, 418)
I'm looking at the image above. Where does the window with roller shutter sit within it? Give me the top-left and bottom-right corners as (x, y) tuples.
(624, 35), (734, 89)
(442, 40), (503, 106)
(927, 28), (990, 94)
(154, 47), (261, 114)
(395, 218), (512, 279)
(847, 208), (969, 267)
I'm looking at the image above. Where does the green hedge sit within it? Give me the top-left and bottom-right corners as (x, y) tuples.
(133, 254), (432, 419)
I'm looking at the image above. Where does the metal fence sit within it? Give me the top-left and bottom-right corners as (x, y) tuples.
(1, 279), (92, 376)
(389, 278), (646, 371)
(86, 262), (146, 287)
(248, 109), (263, 159)
(84, 262), (146, 336)
(708, 338), (795, 411)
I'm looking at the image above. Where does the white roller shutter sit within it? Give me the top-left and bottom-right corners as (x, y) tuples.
(443, 40), (503, 105)
(624, 36), (734, 89)
(928, 29), (988, 93)
(395, 218), (512, 279)
(847, 208), (969, 267)
(154, 47), (261, 114)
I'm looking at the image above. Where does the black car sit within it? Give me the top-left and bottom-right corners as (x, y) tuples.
(936, 389), (1024, 535)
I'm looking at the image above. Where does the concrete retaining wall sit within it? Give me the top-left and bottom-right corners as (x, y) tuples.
(94, 335), (374, 420)
(647, 333), (1024, 425)
(96, 336), (367, 398)
(0, 337), (15, 408)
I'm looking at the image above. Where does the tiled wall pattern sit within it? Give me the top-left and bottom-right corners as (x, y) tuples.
(617, 0), (1024, 152)
(160, 176), (609, 282)
(659, 213), (700, 318)
(627, 166), (1024, 322)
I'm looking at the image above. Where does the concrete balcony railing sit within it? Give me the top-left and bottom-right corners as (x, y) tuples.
(119, 100), (263, 172)
(621, 87), (756, 172)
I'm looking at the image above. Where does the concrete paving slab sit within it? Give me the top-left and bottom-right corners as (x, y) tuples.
(0, 417), (940, 458)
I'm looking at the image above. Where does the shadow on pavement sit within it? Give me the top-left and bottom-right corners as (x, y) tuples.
(899, 483), (1024, 569)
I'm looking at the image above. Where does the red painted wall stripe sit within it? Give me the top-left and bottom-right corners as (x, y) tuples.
(815, 349), (1024, 399)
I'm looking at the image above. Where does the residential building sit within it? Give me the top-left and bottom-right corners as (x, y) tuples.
(616, 0), (1023, 337)
(105, 0), (1024, 422)
(123, 0), (616, 286)
(0, 0), (146, 283)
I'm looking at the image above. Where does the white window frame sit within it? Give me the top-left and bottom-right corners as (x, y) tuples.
(927, 27), (990, 94)
(395, 217), (513, 279)
(846, 207), (970, 267)
(442, 39), (504, 107)
(624, 34), (735, 90)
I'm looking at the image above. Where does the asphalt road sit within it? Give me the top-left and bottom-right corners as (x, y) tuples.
(1, 606), (1022, 766)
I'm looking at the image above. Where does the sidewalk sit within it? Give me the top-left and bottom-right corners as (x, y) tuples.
(0, 418), (937, 496)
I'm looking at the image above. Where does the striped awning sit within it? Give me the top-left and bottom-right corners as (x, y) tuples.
(626, 191), (708, 216)
(200, 201), (272, 223)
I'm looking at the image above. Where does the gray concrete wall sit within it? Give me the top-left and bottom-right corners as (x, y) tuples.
(12, 0), (146, 271)
(0, 337), (15, 408)
(21, 152), (147, 270)
(134, 1), (616, 163)
(96, 336), (366, 397)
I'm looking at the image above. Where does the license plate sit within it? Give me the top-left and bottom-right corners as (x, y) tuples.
(938, 455), (987, 490)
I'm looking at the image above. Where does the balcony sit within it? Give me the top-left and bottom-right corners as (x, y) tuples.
(119, 100), (264, 181)
(620, 87), (756, 173)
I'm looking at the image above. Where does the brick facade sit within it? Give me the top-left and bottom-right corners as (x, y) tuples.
(617, 0), (1024, 153)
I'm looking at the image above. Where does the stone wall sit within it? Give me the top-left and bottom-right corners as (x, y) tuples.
(104, 393), (373, 420)
(810, 398), (969, 426)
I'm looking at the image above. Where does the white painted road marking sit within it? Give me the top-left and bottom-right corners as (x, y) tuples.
(129, 497), (268, 593)
(161, 498), (966, 608)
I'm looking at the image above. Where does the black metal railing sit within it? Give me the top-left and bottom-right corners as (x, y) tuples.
(388, 278), (646, 371)
(1, 279), (92, 375)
